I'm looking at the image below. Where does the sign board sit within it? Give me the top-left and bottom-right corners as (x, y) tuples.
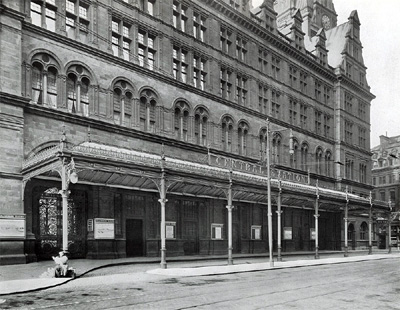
(209, 153), (308, 184)
(283, 227), (292, 240)
(166, 222), (176, 239)
(0, 214), (25, 238)
(94, 218), (115, 239)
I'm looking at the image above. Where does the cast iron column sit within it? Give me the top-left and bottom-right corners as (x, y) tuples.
(159, 155), (168, 269)
(388, 200), (392, 254)
(226, 170), (234, 265)
(314, 184), (320, 259)
(276, 180), (282, 261)
(266, 119), (274, 267)
(344, 187), (349, 257)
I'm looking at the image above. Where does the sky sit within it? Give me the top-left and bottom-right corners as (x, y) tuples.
(252, 0), (400, 148)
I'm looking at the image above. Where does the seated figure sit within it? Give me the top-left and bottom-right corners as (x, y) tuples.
(52, 251), (69, 277)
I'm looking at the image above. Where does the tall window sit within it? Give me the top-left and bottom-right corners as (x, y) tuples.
(325, 151), (332, 177)
(272, 134), (282, 164)
(345, 121), (353, 144)
(31, 0), (57, 32)
(315, 148), (323, 175)
(358, 127), (366, 148)
(193, 55), (207, 90)
(173, 46), (188, 83)
(315, 110), (322, 135)
(113, 81), (133, 126)
(238, 122), (249, 156)
(222, 116), (234, 152)
(289, 66), (298, 89)
(346, 62), (352, 79)
(220, 68), (232, 100)
(301, 143), (308, 171)
(259, 49), (268, 74)
(220, 27), (232, 55)
(345, 158), (354, 180)
(300, 71), (308, 94)
(291, 140), (299, 169)
(345, 92), (353, 112)
(112, 18), (131, 61)
(195, 107), (208, 146)
(236, 75), (247, 105)
(271, 91), (280, 118)
(139, 89), (157, 132)
(289, 99), (297, 125)
(314, 79), (321, 101)
(323, 115), (331, 138)
(359, 163), (367, 183)
(236, 37), (247, 62)
(173, 1), (187, 32)
(66, 65), (91, 117)
(31, 56), (58, 108)
(66, 0), (90, 43)
(193, 12), (206, 42)
(174, 101), (190, 141)
(271, 55), (281, 79)
(323, 85), (331, 104)
(140, 0), (156, 16)
(358, 100), (366, 120)
(300, 103), (307, 129)
(259, 85), (268, 114)
(138, 29), (156, 70)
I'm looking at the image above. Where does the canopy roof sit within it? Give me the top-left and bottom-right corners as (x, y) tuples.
(21, 141), (389, 213)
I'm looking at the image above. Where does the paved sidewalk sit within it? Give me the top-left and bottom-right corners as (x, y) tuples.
(0, 249), (399, 296)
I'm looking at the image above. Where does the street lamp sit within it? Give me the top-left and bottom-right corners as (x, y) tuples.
(265, 119), (293, 267)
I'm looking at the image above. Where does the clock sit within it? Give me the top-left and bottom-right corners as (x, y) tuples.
(322, 15), (331, 30)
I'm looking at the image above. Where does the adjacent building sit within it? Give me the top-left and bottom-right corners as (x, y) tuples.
(0, 0), (388, 265)
(372, 135), (400, 249)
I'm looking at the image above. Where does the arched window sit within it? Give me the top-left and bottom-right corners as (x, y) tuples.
(259, 128), (268, 161)
(31, 53), (59, 108)
(174, 101), (190, 141)
(315, 148), (323, 175)
(221, 116), (234, 152)
(360, 222), (368, 240)
(291, 139), (299, 169)
(272, 134), (282, 164)
(139, 89), (157, 132)
(238, 121), (249, 156)
(325, 151), (332, 177)
(32, 62), (44, 104)
(66, 65), (92, 116)
(113, 80), (134, 126)
(194, 107), (208, 146)
(301, 143), (308, 171)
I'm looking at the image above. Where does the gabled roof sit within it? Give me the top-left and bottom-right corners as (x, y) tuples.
(325, 21), (351, 68)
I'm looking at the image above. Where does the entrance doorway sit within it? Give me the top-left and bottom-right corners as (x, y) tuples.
(126, 219), (144, 257)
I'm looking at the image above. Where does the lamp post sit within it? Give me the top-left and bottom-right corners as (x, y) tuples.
(265, 119), (294, 266)
(266, 119), (274, 267)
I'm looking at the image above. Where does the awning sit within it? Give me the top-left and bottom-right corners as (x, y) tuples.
(21, 140), (389, 212)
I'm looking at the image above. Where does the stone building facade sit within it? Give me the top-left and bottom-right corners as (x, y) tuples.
(0, 0), (388, 264)
(372, 135), (400, 249)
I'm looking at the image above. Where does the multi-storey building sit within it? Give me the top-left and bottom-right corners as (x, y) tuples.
(0, 0), (388, 265)
(372, 135), (400, 249)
